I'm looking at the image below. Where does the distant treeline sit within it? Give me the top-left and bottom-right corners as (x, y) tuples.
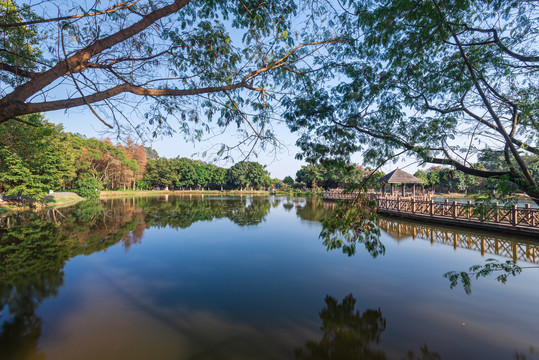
(140, 158), (271, 191)
(0, 115), (272, 199)
(3, 116), (535, 199)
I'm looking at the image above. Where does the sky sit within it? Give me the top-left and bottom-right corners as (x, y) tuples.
(30, 0), (422, 180)
(45, 105), (422, 180)
(45, 106), (308, 179)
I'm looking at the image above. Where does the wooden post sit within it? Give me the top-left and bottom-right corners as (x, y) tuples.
(525, 204), (531, 225)
(444, 199), (449, 216)
(467, 200), (472, 219)
(397, 197), (400, 212)
(412, 184), (416, 197)
(391, 183), (394, 196)
(495, 202), (499, 222)
(402, 184), (405, 197)
(512, 204), (517, 226)
(452, 201), (457, 218)
(411, 198), (415, 213)
(430, 199), (433, 216)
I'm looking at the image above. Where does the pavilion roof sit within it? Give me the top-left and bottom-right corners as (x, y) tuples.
(378, 169), (424, 184)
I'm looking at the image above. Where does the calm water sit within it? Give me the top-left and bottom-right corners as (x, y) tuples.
(1, 196), (539, 360)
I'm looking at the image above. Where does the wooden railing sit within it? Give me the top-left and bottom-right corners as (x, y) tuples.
(376, 197), (539, 230)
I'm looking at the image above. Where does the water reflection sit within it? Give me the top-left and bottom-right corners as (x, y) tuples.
(1, 196), (538, 359)
(127, 196), (272, 228)
(295, 294), (442, 360)
(377, 217), (539, 264)
(295, 294), (387, 360)
(0, 201), (144, 360)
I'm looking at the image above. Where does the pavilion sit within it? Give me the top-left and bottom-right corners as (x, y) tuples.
(378, 169), (424, 197)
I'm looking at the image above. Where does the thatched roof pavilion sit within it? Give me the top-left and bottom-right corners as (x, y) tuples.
(378, 169), (424, 197)
(379, 169), (424, 184)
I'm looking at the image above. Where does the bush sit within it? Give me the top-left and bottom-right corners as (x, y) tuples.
(75, 175), (103, 199)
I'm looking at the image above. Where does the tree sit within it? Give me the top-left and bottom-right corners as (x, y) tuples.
(0, 0), (332, 156)
(283, 176), (294, 186)
(0, 115), (76, 197)
(226, 161), (250, 190)
(211, 167), (227, 191)
(246, 162), (269, 189)
(195, 161), (212, 189)
(296, 164), (324, 188)
(285, 0), (539, 203)
(295, 162), (367, 189)
(144, 158), (176, 189)
(413, 171), (428, 185)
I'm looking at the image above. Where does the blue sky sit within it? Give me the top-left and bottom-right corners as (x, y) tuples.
(28, 0), (421, 180)
(45, 104), (421, 179)
(45, 106), (309, 179)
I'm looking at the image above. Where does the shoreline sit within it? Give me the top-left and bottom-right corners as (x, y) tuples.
(99, 189), (317, 198)
(0, 192), (85, 216)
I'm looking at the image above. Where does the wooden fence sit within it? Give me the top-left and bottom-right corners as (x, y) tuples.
(322, 191), (539, 234)
(376, 197), (539, 233)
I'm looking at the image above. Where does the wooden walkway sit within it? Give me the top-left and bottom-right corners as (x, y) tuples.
(322, 191), (539, 236)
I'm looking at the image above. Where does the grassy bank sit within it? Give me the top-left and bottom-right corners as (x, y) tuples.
(0, 192), (85, 216)
(45, 192), (85, 207)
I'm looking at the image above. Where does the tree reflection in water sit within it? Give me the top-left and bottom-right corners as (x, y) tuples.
(138, 196), (271, 228)
(295, 293), (441, 360)
(295, 294), (387, 360)
(0, 196), (275, 359)
(0, 201), (141, 360)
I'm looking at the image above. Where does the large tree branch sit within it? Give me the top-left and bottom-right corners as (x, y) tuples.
(327, 114), (510, 178)
(359, 124), (509, 178)
(4, 81), (251, 119)
(0, 61), (38, 78)
(458, 106), (539, 155)
(0, 1), (141, 29)
(0, 0), (190, 108)
(461, 25), (539, 63)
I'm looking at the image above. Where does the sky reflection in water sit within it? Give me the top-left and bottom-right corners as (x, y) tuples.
(1, 196), (539, 360)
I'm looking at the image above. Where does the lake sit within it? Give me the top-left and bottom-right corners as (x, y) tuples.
(1, 195), (539, 360)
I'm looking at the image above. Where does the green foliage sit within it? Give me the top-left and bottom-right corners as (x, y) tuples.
(227, 161), (250, 190)
(0, 0), (42, 87)
(227, 161), (270, 190)
(285, 0), (539, 202)
(74, 174), (103, 199)
(0, 115), (75, 199)
(444, 259), (522, 295)
(283, 176), (294, 186)
(320, 192), (382, 257)
(0, 115), (147, 198)
(296, 162), (369, 189)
